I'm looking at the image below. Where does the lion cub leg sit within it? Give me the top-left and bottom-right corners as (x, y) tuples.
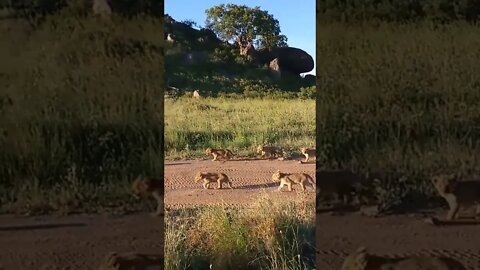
(202, 180), (210, 189)
(152, 192), (164, 217)
(212, 153), (218, 161)
(226, 181), (234, 189)
(475, 205), (480, 219)
(444, 194), (459, 221)
(304, 154), (309, 163)
(342, 193), (352, 205)
(299, 182), (306, 192)
(215, 179), (222, 189)
(277, 181), (284, 191)
(287, 182), (293, 192)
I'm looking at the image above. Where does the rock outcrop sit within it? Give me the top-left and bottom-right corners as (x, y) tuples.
(246, 45), (314, 76)
(272, 47), (314, 75)
(164, 14), (314, 79)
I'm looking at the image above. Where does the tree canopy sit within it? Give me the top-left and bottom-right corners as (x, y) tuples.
(205, 4), (287, 56)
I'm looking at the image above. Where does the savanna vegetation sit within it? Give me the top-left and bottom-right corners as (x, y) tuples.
(0, 4), (164, 214)
(164, 97), (315, 160)
(165, 195), (315, 270)
(164, 4), (315, 159)
(164, 4), (316, 270)
(317, 4), (480, 213)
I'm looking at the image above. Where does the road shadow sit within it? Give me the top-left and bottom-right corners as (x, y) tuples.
(236, 182), (278, 189)
(316, 205), (359, 214)
(204, 157), (303, 162)
(227, 158), (274, 162)
(165, 162), (191, 166)
(0, 222), (87, 231)
(299, 161), (316, 164)
(426, 217), (480, 227)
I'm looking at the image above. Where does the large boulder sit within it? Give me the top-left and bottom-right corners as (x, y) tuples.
(164, 14), (221, 49)
(249, 46), (314, 76)
(272, 47), (314, 75)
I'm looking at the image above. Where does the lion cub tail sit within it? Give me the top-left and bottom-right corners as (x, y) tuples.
(226, 149), (235, 157)
(305, 174), (315, 186)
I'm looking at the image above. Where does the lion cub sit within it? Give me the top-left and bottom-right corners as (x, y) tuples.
(300, 147), (316, 162)
(341, 246), (466, 270)
(257, 144), (282, 159)
(431, 174), (480, 220)
(194, 172), (234, 189)
(205, 147), (234, 161)
(271, 170), (315, 192)
(99, 252), (163, 270)
(316, 170), (359, 205)
(131, 175), (164, 217)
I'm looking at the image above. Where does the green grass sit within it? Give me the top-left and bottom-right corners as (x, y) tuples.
(317, 22), (480, 212)
(164, 97), (315, 160)
(0, 15), (163, 214)
(164, 194), (315, 270)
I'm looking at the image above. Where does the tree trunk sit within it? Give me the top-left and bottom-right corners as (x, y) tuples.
(237, 35), (254, 57)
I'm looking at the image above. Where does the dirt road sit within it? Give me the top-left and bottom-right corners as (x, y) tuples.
(164, 159), (316, 208)
(0, 159), (313, 270)
(0, 213), (162, 270)
(316, 212), (480, 269)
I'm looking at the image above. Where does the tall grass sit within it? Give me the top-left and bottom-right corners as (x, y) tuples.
(317, 22), (480, 210)
(165, 97), (315, 160)
(0, 15), (163, 214)
(164, 194), (315, 270)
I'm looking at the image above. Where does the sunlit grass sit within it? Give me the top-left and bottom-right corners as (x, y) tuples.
(164, 194), (315, 270)
(165, 97), (315, 160)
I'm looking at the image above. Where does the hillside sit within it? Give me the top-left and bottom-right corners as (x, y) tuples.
(164, 14), (316, 98)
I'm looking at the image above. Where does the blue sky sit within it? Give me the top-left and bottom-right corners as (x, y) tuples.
(165, 0), (316, 75)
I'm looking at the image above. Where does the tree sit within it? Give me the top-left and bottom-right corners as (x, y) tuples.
(205, 4), (287, 57)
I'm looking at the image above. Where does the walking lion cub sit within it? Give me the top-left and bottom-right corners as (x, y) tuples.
(316, 170), (360, 205)
(271, 170), (315, 192)
(257, 144), (282, 159)
(99, 252), (163, 270)
(194, 172), (234, 189)
(131, 175), (164, 217)
(300, 147), (316, 162)
(205, 147), (234, 161)
(431, 173), (480, 220)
